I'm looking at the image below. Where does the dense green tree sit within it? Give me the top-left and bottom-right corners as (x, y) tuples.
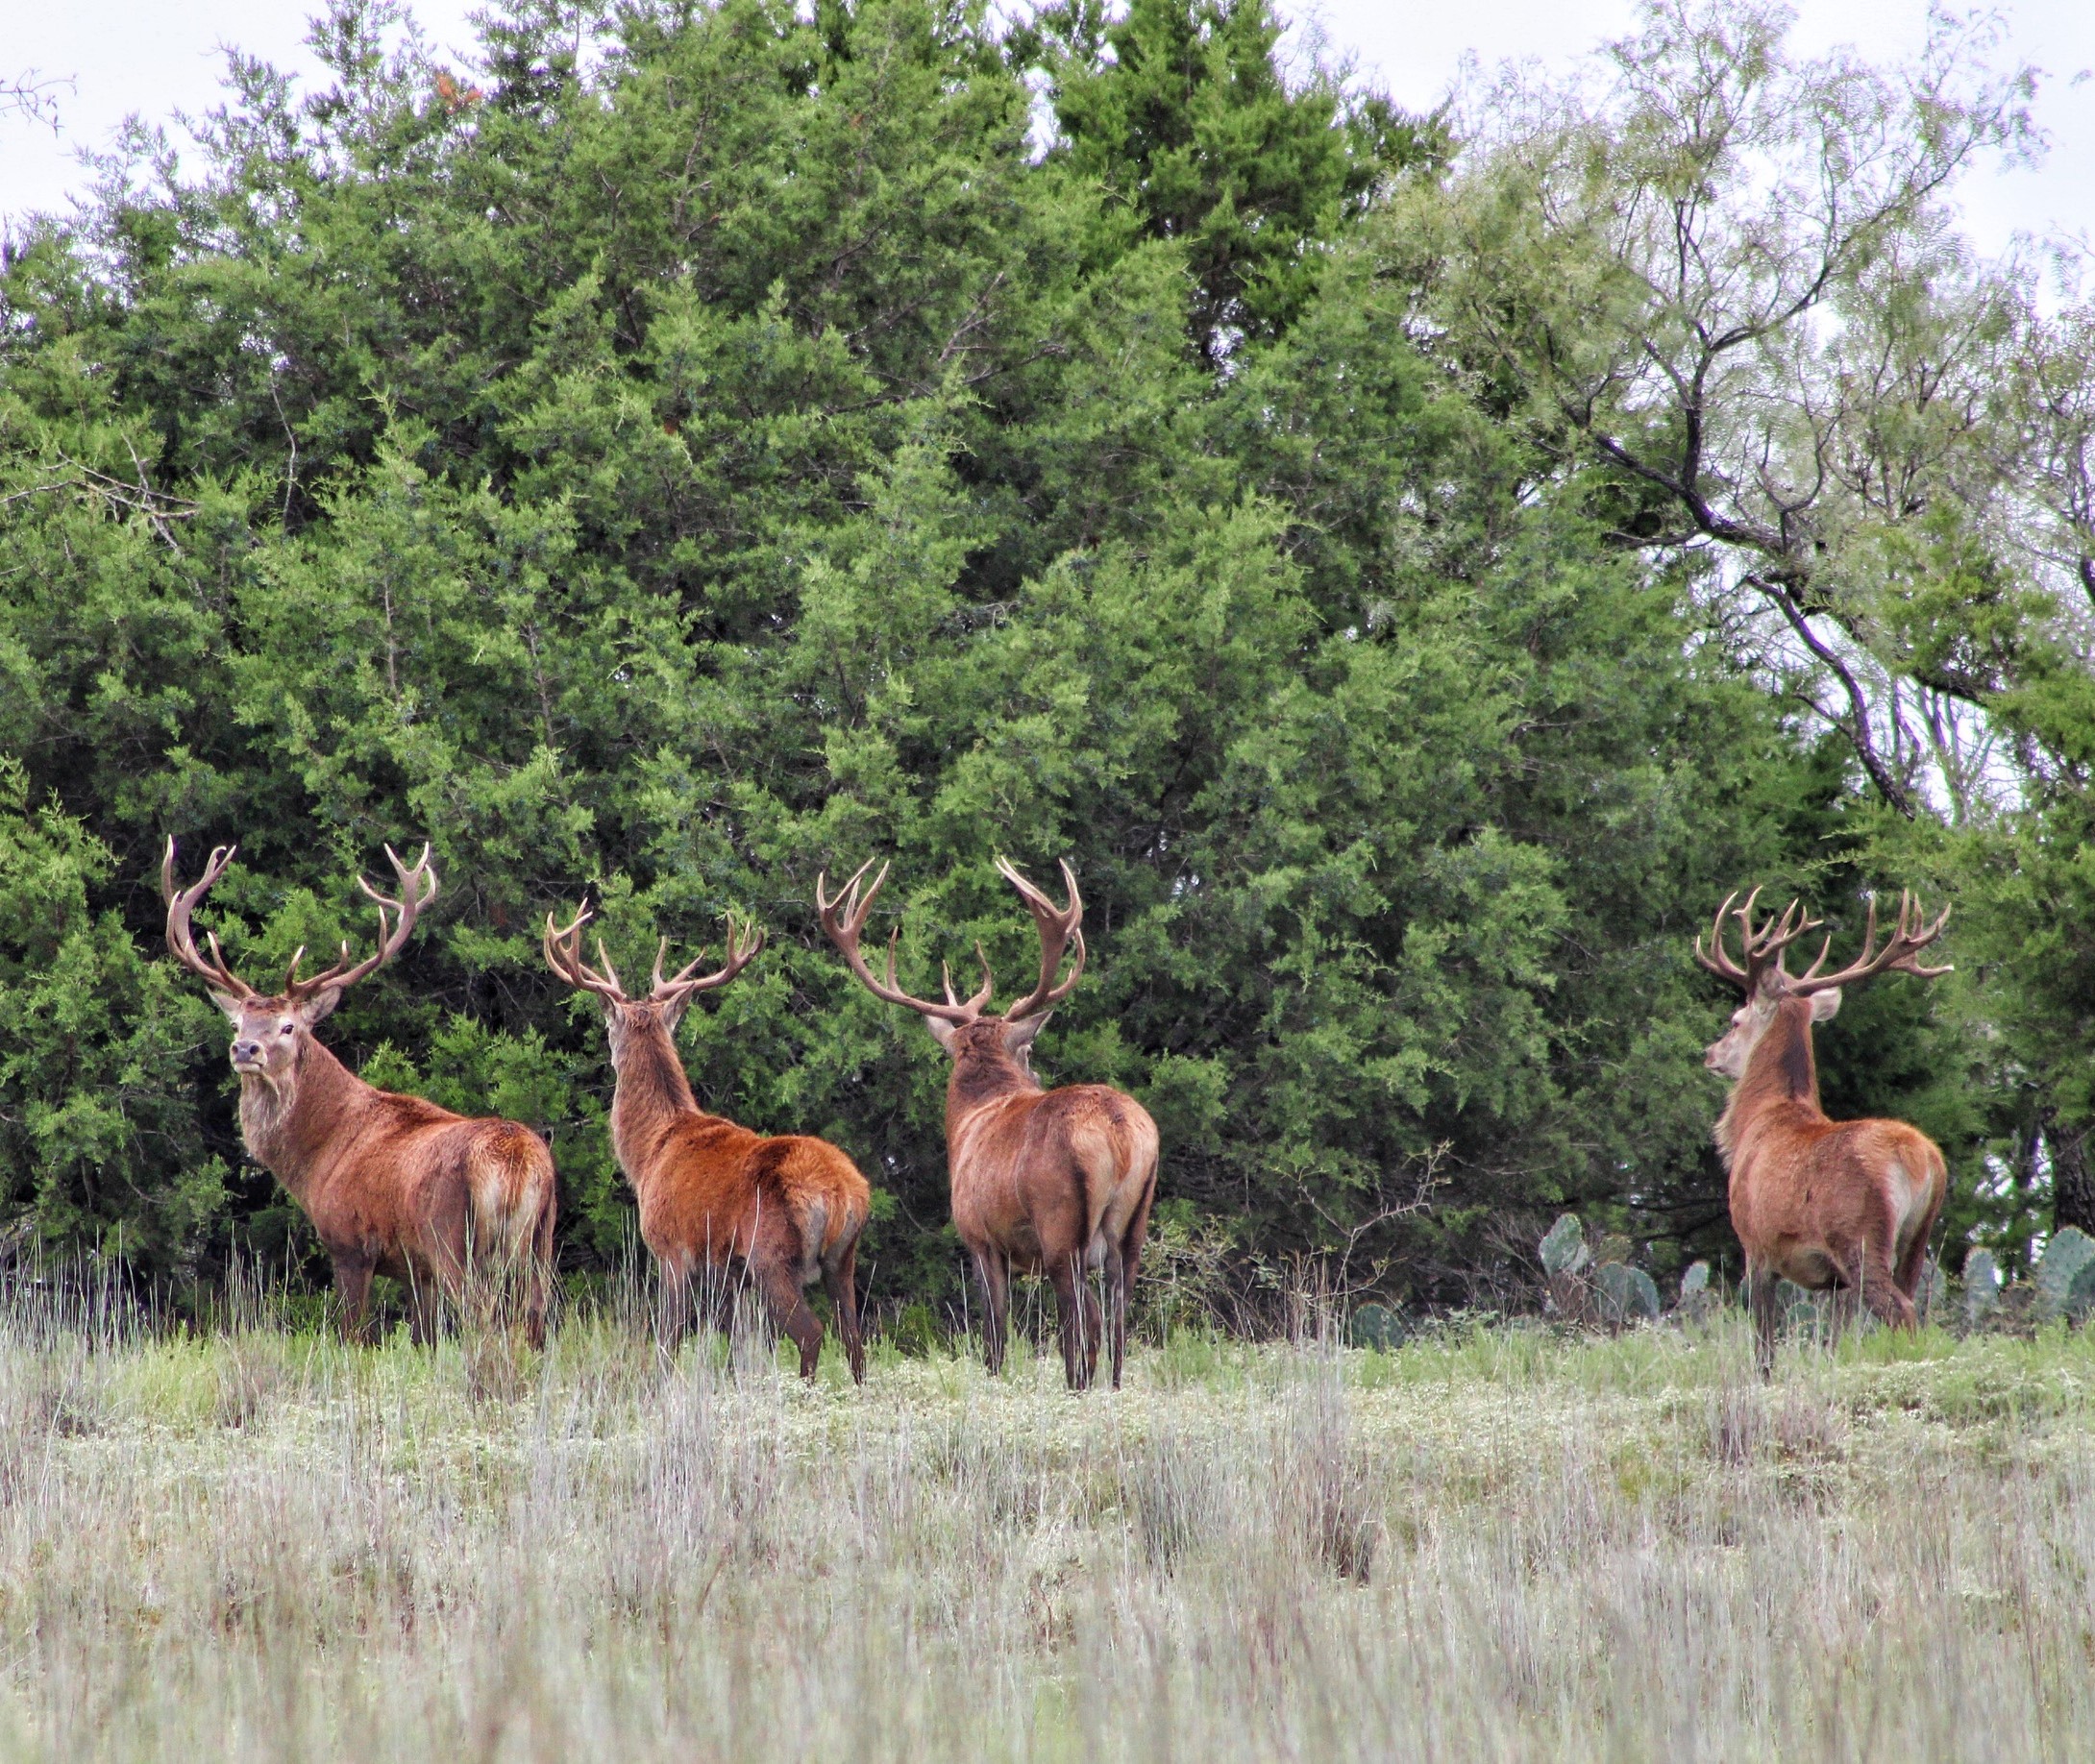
(0, 0), (2020, 1311)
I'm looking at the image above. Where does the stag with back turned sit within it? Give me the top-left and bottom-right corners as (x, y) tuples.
(1696, 887), (1952, 1376)
(818, 857), (1158, 1390)
(163, 840), (557, 1345)
(544, 904), (870, 1381)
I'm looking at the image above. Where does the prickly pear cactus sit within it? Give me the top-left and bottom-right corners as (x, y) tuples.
(2034, 1227), (2095, 1323)
(1678, 1261), (1713, 1319)
(2069, 1260), (2095, 1328)
(1595, 1262), (1661, 1323)
(1961, 1248), (2001, 1330)
(1539, 1214), (1590, 1279)
(1348, 1304), (1403, 1352)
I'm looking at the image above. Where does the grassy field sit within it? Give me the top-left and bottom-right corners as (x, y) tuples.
(0, 1287), (2090, 1762)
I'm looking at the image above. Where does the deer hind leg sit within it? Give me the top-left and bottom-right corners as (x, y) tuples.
(1048, 1255), (1095, 1392)
(823, 1239), (865, 1386)
(974, 1250), (1012, 1378)
(1103, 1237), (1129, 1391)
(1110, 1169), (1157, 1388)
(1891, 1170), (1943, 1314)
(523, 1188), (556, 1352)
(1858, 1241), (1917, 1332)
(407, 1269), (446, 1347)
(756, 1259), (825, 1382)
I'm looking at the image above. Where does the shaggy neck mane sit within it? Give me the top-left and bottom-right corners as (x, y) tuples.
(948, 1038), (1041, 1116)
(237, 1035), (367, 1196)
(1714, 996), (1824, 1166)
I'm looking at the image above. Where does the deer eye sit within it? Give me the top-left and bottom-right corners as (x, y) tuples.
(281, 1022), (295, 1036)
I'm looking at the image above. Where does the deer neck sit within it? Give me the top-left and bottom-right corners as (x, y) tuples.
(946, 1043), (1041, 1133)
(237, 1034), (370, 1198)
(1714, 997), (1825, 1168)
(608, 1022), (705, 1183)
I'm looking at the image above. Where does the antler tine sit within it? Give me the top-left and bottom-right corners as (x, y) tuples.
(815, 858), (989, 1023)
(1784, 890), (1954, 996)
(289, 842), (438, 1000)
(941, 944), (996, 1012)
(161, 838), (258, 1000)
(997, 856), (1087, 1020)
(1694, 887), (1826, 994)
(1692, 889), (1747, 986)
(543, 903), (629, 1004)
(1888, 893), (1955, 978)
(648, 913), (768, 1002)
(592, 937), (627, 999)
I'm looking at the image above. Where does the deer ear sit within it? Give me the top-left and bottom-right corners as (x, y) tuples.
(1001, 1012), (1050, 1054)
(658, 992), (692, 1031)
(297, 985), (344, 1026)
(1809, 987), (1844, 1022)
(208, 990), (246, 1021)
(923, 1017), (959, 1053)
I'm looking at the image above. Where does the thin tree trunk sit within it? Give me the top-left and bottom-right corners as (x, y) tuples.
(2043, 1115), (2095, 1237)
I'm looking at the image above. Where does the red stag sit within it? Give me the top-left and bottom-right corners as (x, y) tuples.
(1696, 887), (1952, 1375)
(163, 840), (557, 1344)
(816, 858), (1158, 1390)
(543, 905), (869, 1381)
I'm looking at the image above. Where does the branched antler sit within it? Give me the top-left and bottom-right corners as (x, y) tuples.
(815, 859), (992, 1023)
(996, 857), (1086, 1021)
(545, 902), (765, 1007)
(162, 839), (256, 1001)
(1696, 885), (1950, 997)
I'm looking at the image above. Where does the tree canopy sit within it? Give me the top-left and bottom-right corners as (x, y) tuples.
(1, 0), (2085, 1313)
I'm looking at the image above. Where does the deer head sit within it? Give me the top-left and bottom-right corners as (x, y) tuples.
(543, 902), (764, 1064)
(815, 857), (1085, 1076)
(162, 838), (437, 1096)
(1694, 887), (1951, 1080)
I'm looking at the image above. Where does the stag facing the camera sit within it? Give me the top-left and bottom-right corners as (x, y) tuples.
(1696, 887), (1952, 1376)
(544, 905), (869, 1381)
(818, 857), (1157, 1391)
(163, 840), (556, 1345)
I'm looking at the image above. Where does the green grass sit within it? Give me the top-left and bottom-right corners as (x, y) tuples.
(0, 1293), (2090, 1760)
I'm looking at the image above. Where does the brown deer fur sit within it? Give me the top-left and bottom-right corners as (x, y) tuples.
(544, 907), (869, 1381)
(819, 858), (1159, 1390)
(1698, 889), (1951, 1376)
(163, 841), (556, 1345)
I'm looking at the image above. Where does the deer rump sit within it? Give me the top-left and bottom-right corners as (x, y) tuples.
(299, 1094), (555, 1288)
(636, 1119), (868, 1289)
(949, 1086), (1158, 1275)
(1726, 1102), (1946, 1299)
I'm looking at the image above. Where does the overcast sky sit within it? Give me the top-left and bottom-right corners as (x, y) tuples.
(3, 0), (2089, 265)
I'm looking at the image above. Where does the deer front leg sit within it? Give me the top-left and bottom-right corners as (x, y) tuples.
(333, 1252), (378, 1345)
(656, 1257), (693, 1354)
(1749, 1265), (1780, 1381)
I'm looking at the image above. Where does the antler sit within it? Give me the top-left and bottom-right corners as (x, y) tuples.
(544, 903), (629, 1004)
(647, 914), (766, 1004)
(996, 857), (1086, 1020)
(1693, 888), (1823, 996)
(282, 844), (437, 1000)
(815, 858), (992, 1023)
(1783, 891), (1952, 995)
(162, 838), (258, 1001)
(545, 902), (765, 1007)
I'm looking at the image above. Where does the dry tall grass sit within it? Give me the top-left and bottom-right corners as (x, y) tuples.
(0, 1281), (2088, 1760)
